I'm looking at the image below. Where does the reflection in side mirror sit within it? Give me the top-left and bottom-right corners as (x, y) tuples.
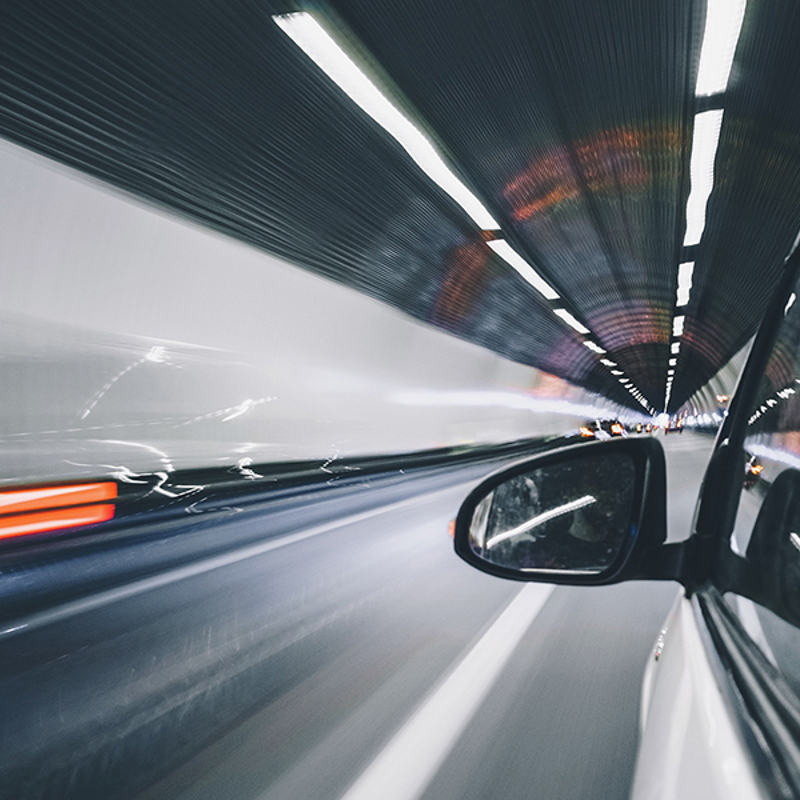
(454, 438), (667, 585)
(468, 454), (635, 574)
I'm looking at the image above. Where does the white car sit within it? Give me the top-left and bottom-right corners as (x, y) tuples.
(453, 253), (800, 799)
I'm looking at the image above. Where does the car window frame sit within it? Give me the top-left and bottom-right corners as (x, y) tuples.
(694, 586), (800, 799)
(686, 245), (800, 797)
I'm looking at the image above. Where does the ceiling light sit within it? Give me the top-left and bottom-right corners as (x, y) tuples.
(583, 341), (607, 354)
(668, 369), (675, 375)
(487, 240), (560, 300)
(611, 370), (624, 376)
(695, 0), (748, 97)
(676, 262), (695, 307)
(673, 315), (686, 337)
(671, 342), (681, 354)
(273, 12), (499, 229)
(553, 308), (590, 335)
(684, 110), (724, 246)
(669, 358), (677, 366)
(600, 359), (617, 367)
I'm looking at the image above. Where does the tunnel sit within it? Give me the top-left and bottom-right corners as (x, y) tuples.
(0, 2), (799, 799)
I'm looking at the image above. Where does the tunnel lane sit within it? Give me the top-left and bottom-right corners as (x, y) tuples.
(0, 433), (713, 800)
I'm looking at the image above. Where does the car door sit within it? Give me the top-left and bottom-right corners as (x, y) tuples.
(635, 253), (800, 800)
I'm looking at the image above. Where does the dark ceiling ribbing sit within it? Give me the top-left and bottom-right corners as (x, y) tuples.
(686, 0), (800, 401)
(329, 0), (700, 405)
(1, 0), (799, 411)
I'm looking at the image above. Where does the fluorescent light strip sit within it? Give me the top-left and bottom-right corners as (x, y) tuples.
(673, 315), (686, 337)
(669, 358), (677, 366)
(676, 262), (694, 307)
(583, 341), (607, 354)
(487, 240), (560, 300)
(552, 308), (590, 335)
(684, 110), (724, 246)
(600, 359), (616, 367)
(671, 342), (681, 354)
(273, 13), (499, 229)
(695, 0), (748, 97)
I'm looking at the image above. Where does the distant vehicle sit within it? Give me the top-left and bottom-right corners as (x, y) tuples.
(609, 421), (626, 437)
(454, 262), (800, 800)
(579, 420), (626, 439)
(743, 454), (763, 490)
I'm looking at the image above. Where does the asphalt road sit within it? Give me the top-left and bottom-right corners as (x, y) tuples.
(0, 433), (715, 800)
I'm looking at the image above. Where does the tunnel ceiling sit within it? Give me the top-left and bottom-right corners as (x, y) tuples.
(2, 1), (800, 413)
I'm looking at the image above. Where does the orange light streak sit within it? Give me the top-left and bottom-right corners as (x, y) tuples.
(0, 482), (117, 515)
(0, 482), (117, 540)
(0, 504), (116, 540)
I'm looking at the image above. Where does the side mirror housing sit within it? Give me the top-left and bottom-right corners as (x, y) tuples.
(454, 437), (667, 584)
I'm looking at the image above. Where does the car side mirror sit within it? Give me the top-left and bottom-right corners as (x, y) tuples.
(454, 438), (667, 584)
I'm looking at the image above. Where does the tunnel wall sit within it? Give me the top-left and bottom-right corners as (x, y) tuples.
(0, 137), (624, 485)
(678, 341), (752, 432)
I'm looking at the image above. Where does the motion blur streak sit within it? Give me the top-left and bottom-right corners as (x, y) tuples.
(338, 583), (555, 800)
(0, 482), (117, 538)
(0, 482), (117, 514)
(0, 435), (712, 799)
(0, 504), (115, 540)
(272, 12), (499, 230)
(0, 479), (466, 641)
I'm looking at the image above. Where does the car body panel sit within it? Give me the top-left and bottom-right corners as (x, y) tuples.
(632, 593), (764, 800)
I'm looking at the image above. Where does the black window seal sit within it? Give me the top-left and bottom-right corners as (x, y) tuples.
(692, 248), (800, 563)
(694, 584), (800, 799)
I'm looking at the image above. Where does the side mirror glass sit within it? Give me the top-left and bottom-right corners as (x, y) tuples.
(454, 438), (666, 584)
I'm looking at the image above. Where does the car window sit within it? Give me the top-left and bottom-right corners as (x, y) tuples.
(727, 276), (800, 697)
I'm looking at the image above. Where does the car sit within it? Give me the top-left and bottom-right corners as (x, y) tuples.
(578, 419), (627, 440)
(453, 248), (800, 800)
(743, 454), (763, 490)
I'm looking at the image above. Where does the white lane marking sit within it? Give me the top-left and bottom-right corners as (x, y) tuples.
(0, 481), (471, 639)
(338, 582), (555, 800)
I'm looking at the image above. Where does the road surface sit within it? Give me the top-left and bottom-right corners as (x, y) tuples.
(0, 433), (714, 800)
